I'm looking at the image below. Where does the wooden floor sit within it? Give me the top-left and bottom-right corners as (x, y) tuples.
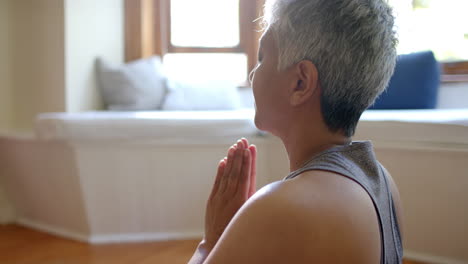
(0, 224), (425, 264)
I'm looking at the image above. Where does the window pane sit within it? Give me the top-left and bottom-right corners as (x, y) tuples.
(170, 0), (240, 48)
(390, 0), (468, 61)
(163, 53), (247, 83)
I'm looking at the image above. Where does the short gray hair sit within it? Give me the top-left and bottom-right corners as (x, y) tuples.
(263, 0), (398, 136)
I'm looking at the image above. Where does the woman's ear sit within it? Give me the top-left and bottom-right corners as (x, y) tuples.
(290, 60), (319, 106)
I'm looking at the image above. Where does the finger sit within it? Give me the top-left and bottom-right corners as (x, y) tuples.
(228, 143), (237, 155)
(220, 146), (236, 193)
(237, 149), (251, 199)
(241, 138), (249, 149)
(224, 145), (237, 175)
(209, 159), (226, 200)
(248, 145), (257, 197)
(227, 142), (245, 194)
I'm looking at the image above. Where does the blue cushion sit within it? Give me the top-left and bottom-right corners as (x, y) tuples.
(370, 51), (440, 109)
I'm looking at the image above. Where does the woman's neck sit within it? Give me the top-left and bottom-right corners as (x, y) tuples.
(281, 122), (351, 172)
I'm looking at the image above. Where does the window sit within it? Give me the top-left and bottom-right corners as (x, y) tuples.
(389, 0), (468, 81)
(125, 0), (263, 85)
(163, 0), (251, 83)
(125, 0), (467, 84)
(170, 0), (240, 48)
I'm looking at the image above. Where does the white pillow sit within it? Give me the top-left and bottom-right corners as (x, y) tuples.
(161, 80), (242, 111)
(96, 56), (167, 110)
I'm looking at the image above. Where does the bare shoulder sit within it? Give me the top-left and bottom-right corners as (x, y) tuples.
(204, 171), (381, 264)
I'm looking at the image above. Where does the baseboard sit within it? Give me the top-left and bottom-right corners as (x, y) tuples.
(17, 218), (90, 242)
(404, 250), (467, 264)
(17, 217), (203, 244)
(89, 231), (203, 244)
(16, 218), (88, 242)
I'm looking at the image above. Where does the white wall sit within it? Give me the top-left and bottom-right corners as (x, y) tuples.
(9, 0), (66, 132)
(0, 0), (124, 224)
(64, 0), (124, 112)
(0, 0), (15, 225)
(0, 0), (12, 130)
(0, 193), (14, 224)
(0, 182), (15, 224)
(1, 0), (124, 131)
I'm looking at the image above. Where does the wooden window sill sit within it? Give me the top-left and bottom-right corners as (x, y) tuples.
(441, 61), (468, 83)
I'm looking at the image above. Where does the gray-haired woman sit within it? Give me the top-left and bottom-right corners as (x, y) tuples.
(190, 0), (403, 263)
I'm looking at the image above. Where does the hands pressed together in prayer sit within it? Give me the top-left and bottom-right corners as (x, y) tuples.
(202, 138), (257, 250)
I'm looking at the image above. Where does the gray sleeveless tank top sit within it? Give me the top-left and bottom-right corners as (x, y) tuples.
(283, 141), (403, 264)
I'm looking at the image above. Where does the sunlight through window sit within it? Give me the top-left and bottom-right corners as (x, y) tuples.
(170, 0), (240, 47)
(390, 0), (468, 61)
